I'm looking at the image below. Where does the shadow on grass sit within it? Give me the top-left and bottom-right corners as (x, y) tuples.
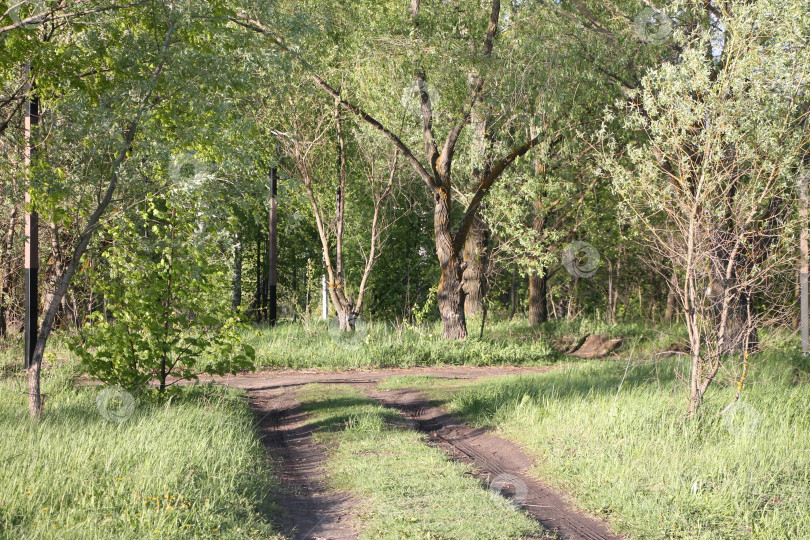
(298, 392), (400, 434)
(450, 357), (685, 424)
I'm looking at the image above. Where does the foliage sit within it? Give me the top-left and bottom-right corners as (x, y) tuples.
(600, 0), (810, 413)
(72, 199), (254, 391)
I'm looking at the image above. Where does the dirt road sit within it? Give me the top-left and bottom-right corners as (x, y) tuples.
(219, 366), (621, 540)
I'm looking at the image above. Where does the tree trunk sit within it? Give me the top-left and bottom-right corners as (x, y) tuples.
(232, 234), (242, 312)
(462, 214), (488, 316)
(528, 269), (548, 325)
(255, 233), (263, 322)
(26, 23), (174, 417)
(664, 268), (677, 323)
(435, 189), (467, 339)
(800, 171), (809, 353)
(43, 222), (66, 327)
(335, 303), (355, 331)
(720, 288), (759, 354)
(509, 268), (517, 320)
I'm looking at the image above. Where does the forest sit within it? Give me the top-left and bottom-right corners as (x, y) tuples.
(1, 1), (809, 539)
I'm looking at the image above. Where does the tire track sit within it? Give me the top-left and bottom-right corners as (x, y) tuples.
(367, 388), (622, 540)
(250, 390), (359, 540)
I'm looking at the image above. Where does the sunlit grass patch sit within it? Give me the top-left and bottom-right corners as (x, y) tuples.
(0, 373), (284, 539)
(297, 384), (545, 539)
(432, 353), (810, 539)
(245, 320), (557, 370)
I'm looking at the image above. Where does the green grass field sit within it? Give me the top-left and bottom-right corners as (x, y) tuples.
(391, 348), (810, 539)
(3, 318), (808, 539)
(0, 362), (283, 539)
(242, 317), (671, 370)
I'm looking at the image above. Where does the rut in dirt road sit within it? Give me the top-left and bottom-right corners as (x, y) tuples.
(250, 391), (359, 540)
(367, 388), (623, 540)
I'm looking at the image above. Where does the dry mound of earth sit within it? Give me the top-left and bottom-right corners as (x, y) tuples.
(555, 334), (623, 359)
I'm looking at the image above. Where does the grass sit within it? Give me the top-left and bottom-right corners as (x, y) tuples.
(297, 383), (546, 539)
(399, 347), (810, 539)
(0, 362), (284, 539)
(242, 318), (616, 370)
(5, 316), (805, 538)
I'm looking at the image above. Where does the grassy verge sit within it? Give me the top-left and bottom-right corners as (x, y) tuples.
(245, 318), (565, 370)
(0, 364), (284, 539)
(297, 383), (545, 539)
(400, 350), (810, 539)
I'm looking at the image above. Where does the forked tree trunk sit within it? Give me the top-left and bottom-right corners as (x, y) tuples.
(435, 189), (467, 339)
(283, 0), (541, 340)
(528, 269), (548, 325)
(462, 214), (488, 316)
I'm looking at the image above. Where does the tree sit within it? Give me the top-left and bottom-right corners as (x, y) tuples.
(72, 199), (254, 392)
(235, 1), (556, 339)
(3, 0), (256, 416)
(602, 0), (810, 415)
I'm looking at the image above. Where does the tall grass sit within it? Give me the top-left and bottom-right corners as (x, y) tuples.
(0, 365), (283, 539)
(434, 348), (810, 539)
(245, 319), (563, 370)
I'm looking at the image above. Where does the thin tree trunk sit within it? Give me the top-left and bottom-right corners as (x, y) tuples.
(800, 172), (809, 353)
(509, 268), (517, 320)
(43, 222), (66, 327)
(549, 287), (559, 319)
(664, 268), (677, 323)
(567, 277), (579, 321)
(160, 209), (176, 393)
(27, 22), (174, 418)
(255, 233), (263, 322)
(232, 234), (242, 312)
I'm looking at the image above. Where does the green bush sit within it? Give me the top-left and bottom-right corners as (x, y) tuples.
(72, 199), (253, 391)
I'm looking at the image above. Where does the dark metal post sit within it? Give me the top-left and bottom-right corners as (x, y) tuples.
(268, 167), (278, 326)
(24, 66), (39, 369)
